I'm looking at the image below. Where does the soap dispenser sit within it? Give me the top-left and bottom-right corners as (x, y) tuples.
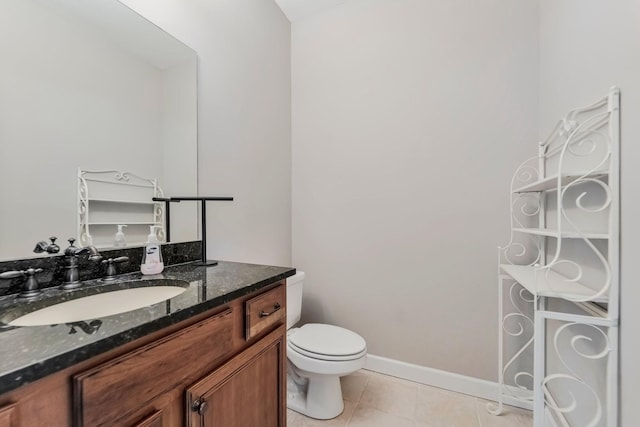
(114, 225), (127, 247)
(140, 226), (164, 275)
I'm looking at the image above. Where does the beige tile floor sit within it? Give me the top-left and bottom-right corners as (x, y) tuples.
(287, 369), (532, 427)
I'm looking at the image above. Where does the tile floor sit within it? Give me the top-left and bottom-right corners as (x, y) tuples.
(287, 369), (532, 427)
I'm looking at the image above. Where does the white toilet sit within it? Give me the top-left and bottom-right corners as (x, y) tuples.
(286, 272), (367, 420)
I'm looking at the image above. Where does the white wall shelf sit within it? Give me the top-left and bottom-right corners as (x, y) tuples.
(87, 222), (161, 226)
(512, 228), (609, 239)
(490, 88), (619, 427)
(499, 264), (608, 303)
(512, 171), (608, 193)
(87, 198), (159, 205)
(77, 170), (165, 248)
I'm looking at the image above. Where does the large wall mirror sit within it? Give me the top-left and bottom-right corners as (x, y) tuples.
(0, 0), (198, 260)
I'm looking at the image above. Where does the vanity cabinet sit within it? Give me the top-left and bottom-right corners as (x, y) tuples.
(0, 281), (287, 427)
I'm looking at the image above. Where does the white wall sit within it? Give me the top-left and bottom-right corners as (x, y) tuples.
(291, 0), (538, 381)
(121, 0), (292, 266)
(538, 0), (640, 424)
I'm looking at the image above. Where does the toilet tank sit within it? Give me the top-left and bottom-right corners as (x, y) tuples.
(286, 271), (305, 329)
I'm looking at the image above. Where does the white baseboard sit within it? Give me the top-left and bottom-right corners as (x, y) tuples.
(364, 354), (533, 411)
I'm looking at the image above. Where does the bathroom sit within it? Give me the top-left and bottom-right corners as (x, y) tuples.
(0, 0), (638, 426)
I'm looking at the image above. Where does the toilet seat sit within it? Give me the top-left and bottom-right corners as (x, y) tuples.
(288, 323), (367, 361)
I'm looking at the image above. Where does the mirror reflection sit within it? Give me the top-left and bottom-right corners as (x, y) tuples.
(0, 0), (198, 260)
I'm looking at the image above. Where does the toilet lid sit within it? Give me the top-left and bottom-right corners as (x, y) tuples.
(289, 323), (366, 358)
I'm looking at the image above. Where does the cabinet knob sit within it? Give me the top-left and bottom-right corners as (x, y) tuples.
(192, 399), (208, 416)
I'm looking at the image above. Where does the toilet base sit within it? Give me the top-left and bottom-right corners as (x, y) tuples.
(286, 370), (345, 419)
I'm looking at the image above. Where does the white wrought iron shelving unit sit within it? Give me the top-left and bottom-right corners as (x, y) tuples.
(489, 88), (619, 427)
(77, 169), (165, 248)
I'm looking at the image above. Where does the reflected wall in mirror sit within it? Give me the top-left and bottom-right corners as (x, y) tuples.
(0, 0), (198, 260)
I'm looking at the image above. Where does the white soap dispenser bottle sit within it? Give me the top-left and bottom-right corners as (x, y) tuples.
(114, 224), (127, 247)
(140, 226), (164, 275)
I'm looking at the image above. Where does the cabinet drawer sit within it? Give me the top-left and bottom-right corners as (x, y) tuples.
(245, 284), (285, 340)
(74, 308), (234, 427)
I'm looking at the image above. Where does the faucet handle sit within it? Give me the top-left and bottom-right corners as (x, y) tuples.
(101, 256), (129, 280)
(0, 268), (44, 298)
(0, 270), (25, 280)
(47, 237), (60, 253)
(65, 238), (79, 256)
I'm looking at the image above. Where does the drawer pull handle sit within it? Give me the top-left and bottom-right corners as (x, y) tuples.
(260, 303), (281, 317)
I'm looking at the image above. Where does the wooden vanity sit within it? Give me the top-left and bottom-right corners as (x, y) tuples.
(0, 278), (288, 427)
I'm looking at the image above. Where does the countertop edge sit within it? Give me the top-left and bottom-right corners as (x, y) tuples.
(0, 267), (296, 396)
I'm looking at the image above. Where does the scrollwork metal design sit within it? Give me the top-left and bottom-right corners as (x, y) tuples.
(499, 156), (543, 268)
(77, 175), (91, 246)
(512, 194), (541, 218)
(501, 193), (542, 267)
(114, 171), (130, 181)
(154, 204), (163, 218)
(501, 242), (541, 267)
(502, 282), (535, 401)
(553, 322), (610, 382)
(566, 130), (604, 157)
(511, 157), (539, 190)
(542, 110), (613, 302)
(493, 282), (535, 414)
(561, 177), (611, 219)
(153, 184), (165, 241)
(542, 373), (602, 427)
(559, 119), (578, 137)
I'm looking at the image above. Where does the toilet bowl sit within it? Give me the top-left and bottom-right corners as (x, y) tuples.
(286, 272), (367, 420)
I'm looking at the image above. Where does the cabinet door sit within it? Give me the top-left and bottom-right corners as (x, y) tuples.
(0, 403), (17, 427)
(186, 326), (286, 427)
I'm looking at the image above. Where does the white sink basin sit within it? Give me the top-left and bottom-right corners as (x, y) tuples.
(9, 284), (187, 327)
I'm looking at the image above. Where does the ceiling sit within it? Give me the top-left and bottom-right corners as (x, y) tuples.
(273, 0), (349, 22)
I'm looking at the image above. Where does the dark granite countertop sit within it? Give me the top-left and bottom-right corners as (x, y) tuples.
(0, 260), (295, 395)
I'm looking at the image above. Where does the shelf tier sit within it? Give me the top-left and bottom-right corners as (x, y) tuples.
(86, 222), (161, 226)
(512, 227), (609, 239)
(83, 177), (155, 189)
(88, 241), (148, 248)
(500, 264), (608, 303)
(512, 171), (607, 193)
(87, 198), (158, 205)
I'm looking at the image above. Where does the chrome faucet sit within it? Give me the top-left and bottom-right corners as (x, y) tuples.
(0, 267), (44, 298)
(61, 238), (102, 290)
